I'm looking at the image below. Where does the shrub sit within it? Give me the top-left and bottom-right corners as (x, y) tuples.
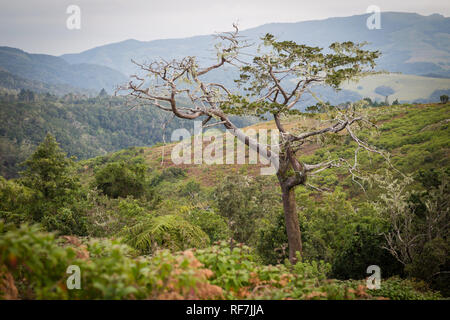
(0, 221), (221, 300)
(185, 209), (230, 243)
(256, 210), (289, 264)
(332, 223), (403, 280)
(369, 277), (442, 300)
(94, 161), (147, 198)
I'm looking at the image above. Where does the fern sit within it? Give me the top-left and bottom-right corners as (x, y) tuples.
(120, 215), (209, 254)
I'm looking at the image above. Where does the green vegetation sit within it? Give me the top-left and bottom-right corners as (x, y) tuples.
(0, 223), (442, 300)
(0, 102), (448, 299)
(0, 92), (253, 179)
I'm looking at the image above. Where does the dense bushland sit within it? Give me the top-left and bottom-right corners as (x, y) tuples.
(0, 103), (448, 299)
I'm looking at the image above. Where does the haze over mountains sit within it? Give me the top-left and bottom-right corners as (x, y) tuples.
(1, 12), (449, 100)
(0, 47), (126, 93)
(61, 12), (450, 77)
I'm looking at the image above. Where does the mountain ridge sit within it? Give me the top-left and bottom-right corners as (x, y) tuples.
(61, 12), (450, 78)
(0, 46), (127, 93)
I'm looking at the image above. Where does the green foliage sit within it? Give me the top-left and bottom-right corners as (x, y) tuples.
(94, 161), (147, 198)
(0, 221), (220, 300)
(224, 34), (379, 118)
(440, 94), (449, 103)
(0, 223), (443, 300)
(257, 209), (289, 264)
(369, 277), (442, 300)
(0, 176), (34, 225)
(150, 167), (187, 187)
(185, 208), (230, 243)
(121, 215), (210, 255)
(332, 219), (403, 280)
(0, 93), (254, 178)
(1, 101), (449, 299)
(195, 243), (363, 300)
(374, 169), (449, 294)
(0, 222), (78, 299)
(18, 134), (87, 235)
(214, 175), (279, 245)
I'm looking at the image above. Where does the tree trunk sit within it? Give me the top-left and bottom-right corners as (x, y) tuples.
(276, 148), (306, 264)
(281, 186), (303, 263)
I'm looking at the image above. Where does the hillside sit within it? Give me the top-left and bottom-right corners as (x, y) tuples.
(0, 68), (93, 95)
(1, 102), (449, 300)
(61, 12), (450, 78)
(0, 47), (127, 93)
(0, 93), (254, 178)
(340, 73), (450, 103)
(81, 103), (450, 192)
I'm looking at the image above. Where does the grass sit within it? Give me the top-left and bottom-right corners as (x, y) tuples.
(341, 73), (450, 102)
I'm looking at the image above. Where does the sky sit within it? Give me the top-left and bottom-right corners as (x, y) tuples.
(0, 0), (449, 56)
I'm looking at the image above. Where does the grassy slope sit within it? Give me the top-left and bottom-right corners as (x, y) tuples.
(81, 103), (450, 194)
(341, 74), (450, 102)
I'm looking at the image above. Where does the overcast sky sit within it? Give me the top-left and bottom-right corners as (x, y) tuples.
(0, 0), (448, 56)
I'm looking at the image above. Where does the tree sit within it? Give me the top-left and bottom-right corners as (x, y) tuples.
(374, 170), (449, 283)
(19, 133), (87, 234)
(440, 94), (449, 104)
(94, 161), (147, 198)
(121, 25), (383, 263)
(374, 85), (395, 105)
(214, 175), (264, 245)
(98, 88), (108, 97)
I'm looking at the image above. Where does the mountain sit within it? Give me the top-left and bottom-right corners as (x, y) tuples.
(0, 68), (94, 95)
(61, 12), (450, 78)
(0, 47), (127, 93)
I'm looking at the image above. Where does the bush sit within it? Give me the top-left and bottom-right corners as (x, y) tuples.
(0, 221), (221, 299)
(257, 210), (289, 264)
(369, 277), (442, 300)
(94, 161), (147, 198)
(185, 209), (230, 243)
(0, 176), (34, 225)
(0, 223), (443, 300)
(332, 223), (403, 280)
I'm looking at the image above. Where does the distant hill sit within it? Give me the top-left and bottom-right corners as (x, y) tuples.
(0, 47), (127, 93)
(61, 12), (450, 78)
(0, 68), (93, 95)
